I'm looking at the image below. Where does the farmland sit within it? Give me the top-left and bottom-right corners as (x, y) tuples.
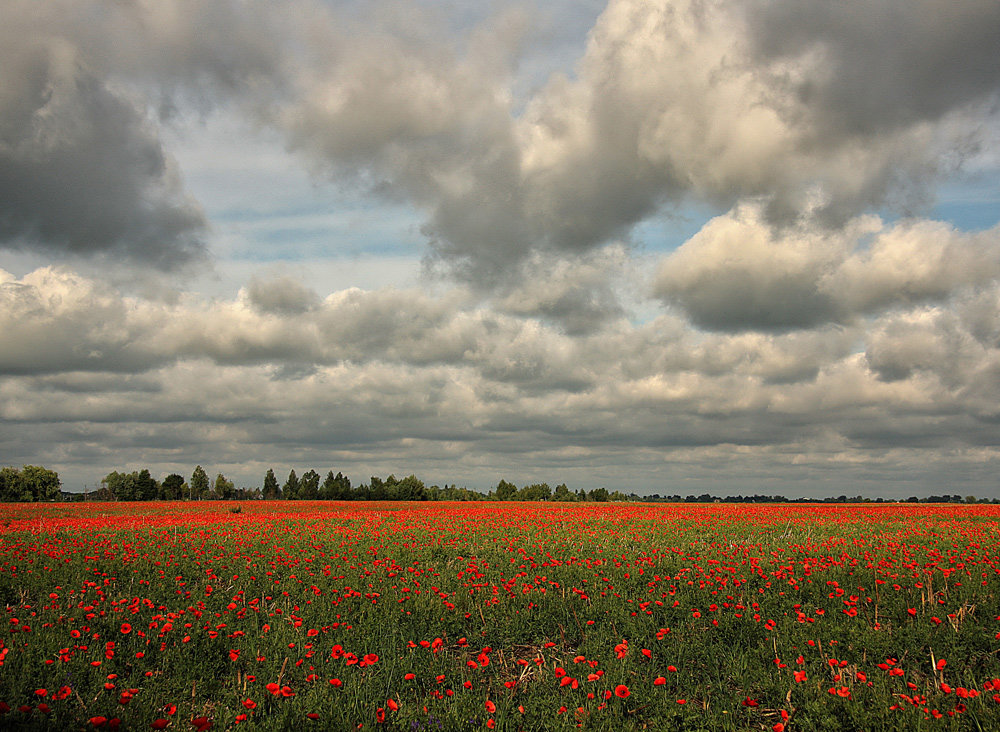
(1, 501), (999, 730)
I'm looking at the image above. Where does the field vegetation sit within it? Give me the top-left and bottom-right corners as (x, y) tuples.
(1, 501), (999, 730)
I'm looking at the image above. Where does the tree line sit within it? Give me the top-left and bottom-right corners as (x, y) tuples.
(3, 464), (997, 503)
(88, 467), (633, 503)
(0, 465), (61, 502)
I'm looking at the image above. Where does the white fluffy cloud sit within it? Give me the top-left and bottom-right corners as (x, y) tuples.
(3, 263), (1000, 495)
(654, 203), (1000, 330)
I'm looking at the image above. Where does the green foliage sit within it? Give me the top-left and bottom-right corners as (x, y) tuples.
(494, 478), (518, 501)
(2, 504), (999, 730)
(190, 465), (209, 500)
(100, 469), (157, 501)
(160, 473), (186, 500)
(518, 482), (552, 501)
(283, 469), (300, 500)
(319, 471), (351, 500)
(212, 473), (235, 500)
(263, 468), (281, 500)
(0, 465), (60, 501)
(299, 470), (320, 500)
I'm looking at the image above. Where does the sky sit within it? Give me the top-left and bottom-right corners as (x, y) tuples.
(2, 0), (1000, 498)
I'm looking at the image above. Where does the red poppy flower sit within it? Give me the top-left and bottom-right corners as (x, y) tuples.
(485, 700), (496, 714)
(614, 685), (630, 698)
(120, 624), (131, 635)
(151, 720), (168, 730)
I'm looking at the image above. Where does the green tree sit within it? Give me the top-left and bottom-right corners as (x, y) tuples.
(588, 487), (610, 502)
(0, 467), (32, 501)
(283, 469), (300, 500)
(552, 483), (575, 502)
(213, 473), (235, 500)
(320, 471), (351, 500)
(390, 474), (427, 501)
(494, 479), (518, 501)
(190, 465), (209, 500)
(101, 471), (130, 500)
(299, 470), (320, 500)
(263, 469), (280, 500)
(518, 483), (551, 501)
(19, 466), (61, 501)
(161, 473), (186, 501)
(136, 469), (158, 501)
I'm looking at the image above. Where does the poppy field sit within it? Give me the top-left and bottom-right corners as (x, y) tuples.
(1, 501), (999, 731)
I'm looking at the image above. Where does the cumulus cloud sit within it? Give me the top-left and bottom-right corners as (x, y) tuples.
(653, 203), (1000, 331)
(4, 265), (1000, 494)
(3, 0), (998, 280)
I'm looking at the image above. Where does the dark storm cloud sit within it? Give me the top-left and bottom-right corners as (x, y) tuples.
(747, 0), (1000, 138)
(0, 40), (206, 266)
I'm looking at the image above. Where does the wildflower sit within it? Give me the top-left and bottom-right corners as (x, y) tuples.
(614, 685), (630, 699)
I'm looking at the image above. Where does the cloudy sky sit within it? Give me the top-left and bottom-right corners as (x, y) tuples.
(2, 0), (999, 497)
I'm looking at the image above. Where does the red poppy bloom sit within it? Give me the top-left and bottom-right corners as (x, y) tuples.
(614, 685), (630, 698)
(120, 624), (131, 635)
(485, 700), (496, 714)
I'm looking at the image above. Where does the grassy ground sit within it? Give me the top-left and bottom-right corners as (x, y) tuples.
(1, 500), (999, 730)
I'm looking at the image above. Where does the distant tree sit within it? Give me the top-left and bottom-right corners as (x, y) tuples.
(161, 473), (186, 501)
(0, 467), (28, 502)
(213, 473), (235, 500)
(552, 483), (574, 502)
(588, 487), (610, 502)
(390, 474), (427, 501)
(299, 470), (320, 500)
(20, 466), (62, 501)
(1, 466), (59, 502)
(263, 469), (280, 500)
(136, 469), (158, 501)
(190, 466), (209, 500)
(518, 483), (551, 501)
(283, 470), (300, 500)
(324, 471), (352, 500)
(369, 476), (387, 501)
(494, 479), (518, 501)
(101, 471), (130, 500)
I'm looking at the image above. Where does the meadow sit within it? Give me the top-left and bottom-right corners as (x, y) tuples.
(1, 501), (998, 730)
